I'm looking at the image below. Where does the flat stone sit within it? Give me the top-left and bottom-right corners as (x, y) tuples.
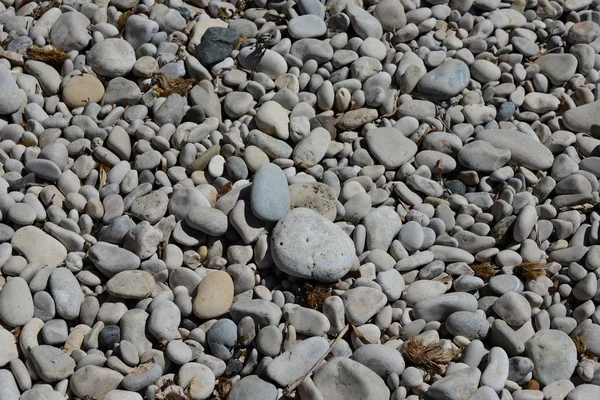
(535, 54), (578, 85)
(266, 337), (330, 386)
(106, 270), (155, 299)
(186, 206), (228, 236)
(288, 15), (327, 39)
(196, 27), (240, 66)
(86, 38), (136, 77)
(312, 357), (390, 400)
(69, 365), (123, 399)
(525, 329), (577, 386)
(0, 276), (36, 326)
(446, 311), (489, 339)
(427, 367), (481, 400)
(567, 384), (600, 400)
(228, 376), (278, 400)
(0, 326), (18, 367)
(417, 59), (470, 100)
(230, 299), (282, 326)
(563, 100), (600, 133)
(475, 129), (554, 170)
(87, 243), (141, 277)
(493, 292), (532, 327)
(0, 71), (23, 115)
(30, 345), (75, 382)
(413, 293), (478, 322)
(122, 363), (163, 391)
(365, 127), (418, 169)
(351, 344), (405, 377)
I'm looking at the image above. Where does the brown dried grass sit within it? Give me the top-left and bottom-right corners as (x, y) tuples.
(470, 262), (496, 282)
(26, 46), (69, 67)
(153, 73), (198, 97)
(572, 335), (599, 362)
(402, 336), (456, 375)
(514, 261), (546, 280)
(304, 283), (332, 310)
(210, 378), (232, 399)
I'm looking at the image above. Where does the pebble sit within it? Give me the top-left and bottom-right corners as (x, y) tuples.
(525, 330), (578, 386)
(49, 268), (85, 320)
(427, 367), (481, 400)
(86, 39), (136, 78)
(193, 270), (234, 319)
(417, 59), (470, 99)
(365, 127), (418, 169)
(271, 208), (355, 282)
(228, 376), (278, 400)
(312, 357), (390, 400)
(0, 0), (596, 397)
(106, 270), (155, 299)
(62, 75), (105, 108)
(0, 277), (34, 327)
(288, 15), (327, 39)
(30, 345), (76, 382)
(266, 336), (329, 386)
(11, 226), (67, 268)
(251, 163), (290, 222)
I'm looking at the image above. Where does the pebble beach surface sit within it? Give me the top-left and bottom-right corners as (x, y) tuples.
(0, 0), (599, 399)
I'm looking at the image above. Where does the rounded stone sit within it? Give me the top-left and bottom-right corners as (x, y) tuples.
(87, 38), (136, 78)
(62, 75), (105, 108)
(271, 208), (355, 282)
(251, 163), (290, 222)
(193, 271), (234, 319)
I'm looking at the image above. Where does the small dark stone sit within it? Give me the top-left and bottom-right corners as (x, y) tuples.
(282, 291), (296, 304)
(491, 215), (517, 241)
(181, 319), (198, 331)
(444, 179), (466, 195)
(185, 105), (206, 124)
(10, 172), (35, 191)
(175, 6), (191, 21)
(326, 13), (350, 33)
(497, 101), (517, 121)
(85, 127), (109, 142)
(225, 359), (244, 376)
(225, 156), (249, 181)
(196, 27), (240, 67)
(99, 325), (120, 349)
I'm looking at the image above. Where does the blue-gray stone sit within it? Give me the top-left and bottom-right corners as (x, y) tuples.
(228, 376), (278, 400)
(298, 0), (326, 18)
(7, 36), (33, 54)
(497, 102), (516, 121)
(251, 163), (290, 222)
(206, 319), (238, 361)
(99, 325), (120, 349)
(417, 59), (470, 100)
